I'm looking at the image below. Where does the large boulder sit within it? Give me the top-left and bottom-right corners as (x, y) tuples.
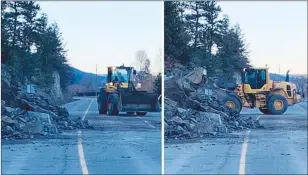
(164, 98), (178, 119)
(2, 115), (17, 126)
(1, 100), (6, 115)
(24, 111), (52, 134)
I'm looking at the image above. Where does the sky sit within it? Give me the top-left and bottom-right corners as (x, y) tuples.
(218, 1), (307, 75)
(39, 1), (162, 75)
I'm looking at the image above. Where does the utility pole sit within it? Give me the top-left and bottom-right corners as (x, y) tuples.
(96, 64), (98, 96)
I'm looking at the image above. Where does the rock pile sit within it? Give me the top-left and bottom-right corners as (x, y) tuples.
(1, 93), (92, 140)
(1, 66), (93, 140)
(164, 63), (261, 140)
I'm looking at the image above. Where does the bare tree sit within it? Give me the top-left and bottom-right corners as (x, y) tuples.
(135, 50), (151, 81)
(154, 48), (162, 73)
(142, 58), (151, 74)
(135, 50), (148, 71)
(292, 76), (307, 96)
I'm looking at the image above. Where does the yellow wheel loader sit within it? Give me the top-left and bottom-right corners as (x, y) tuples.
(97, 65), (160, 116)
(219, 67), (301, 115)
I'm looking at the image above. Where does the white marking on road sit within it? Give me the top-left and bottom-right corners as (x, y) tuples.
(239, 130), (251, 175)
(137, 117), (156, 129)
(132, 141), (141, 146)
(78, 131), (89, 175)
(82, 99), (93, 121)
(256, 115), (261, 121)
(78, 99), (93, 175)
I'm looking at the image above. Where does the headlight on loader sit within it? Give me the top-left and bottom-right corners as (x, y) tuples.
(136, 83), (142, 88)
(296, 94), (301, 103)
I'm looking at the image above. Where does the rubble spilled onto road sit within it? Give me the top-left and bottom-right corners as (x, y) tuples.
(164, 62), (262, 140)
(1, 70), (93, 140)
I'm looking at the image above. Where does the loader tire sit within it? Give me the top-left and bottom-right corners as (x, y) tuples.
(223, 95), (242, 113)
(258, 108), (272, 115)
(154, 95), (162, 112)
(98, 102), (107, 115)
(136, 112), (147, 116)
(126, 112), (135, 115)
(157, 95), (162, 111)
(268, 94), (288, 115)
(107, 94), (119, 115)
(98, 90), (107, 114)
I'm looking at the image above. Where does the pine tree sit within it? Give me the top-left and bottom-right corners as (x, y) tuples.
(164, 1), (189, 61)
(19, 1), (40, 52)
(1, 1), (10, 63)
(217, 23), (249, 80)
(199, 1), (221, 52)
(185, 1), (204, 49)
(1, 1), (73, 90)
(153, 73), (162, 95)
(1, 2), (25, 83)
(164, 1), (250, 82)
(19, 1), (41, 83)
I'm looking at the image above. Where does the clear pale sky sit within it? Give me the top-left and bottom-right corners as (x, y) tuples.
(39, 1), (306, 75)
(218, 1), (307, 75)
(39, 1), (162, 75)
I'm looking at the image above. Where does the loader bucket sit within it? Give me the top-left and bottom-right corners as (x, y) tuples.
(121, 91), (160, 112)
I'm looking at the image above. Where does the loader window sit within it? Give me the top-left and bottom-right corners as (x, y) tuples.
(256, 70), (266, 89)
(111, 69), (129, 83)
(245, 70), (257, 89)
(244, 69), (267, 89)
(286, 85), (292, 97)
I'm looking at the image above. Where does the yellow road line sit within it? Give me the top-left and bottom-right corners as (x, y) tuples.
(78, 99), (93, 175)
(239, 130), (251, 175)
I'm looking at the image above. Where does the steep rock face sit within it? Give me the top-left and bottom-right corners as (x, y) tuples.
(38, 71), (63, 103)
(2, 63), (64, 105)
(52, 71), (63, 99)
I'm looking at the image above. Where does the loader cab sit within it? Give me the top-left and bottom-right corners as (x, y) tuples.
(107, 66), (131, 83)
(106, 66), (138, 91)
(242, 68), (269, 91)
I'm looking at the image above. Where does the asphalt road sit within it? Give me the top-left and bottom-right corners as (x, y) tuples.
(165, 102), (307, 174)
(2, 97), (162, 174)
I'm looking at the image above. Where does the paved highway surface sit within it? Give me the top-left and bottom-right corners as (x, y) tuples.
(165, 102), (307, 174)
(2, 97), (162, 174)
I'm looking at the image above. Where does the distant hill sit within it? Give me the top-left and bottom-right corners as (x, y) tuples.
(68, 67), (107, 95)
(269, 73), (307, 81)
(71, 67), (107, 85)
(270, 73), (307, 95)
